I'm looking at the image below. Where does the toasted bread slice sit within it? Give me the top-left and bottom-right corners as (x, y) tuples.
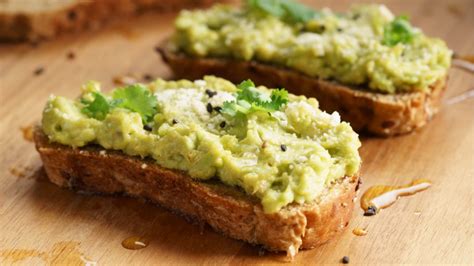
(34, 127), (359, 255)
(159, 44), (447, 136)
(0, 0), (232, 41)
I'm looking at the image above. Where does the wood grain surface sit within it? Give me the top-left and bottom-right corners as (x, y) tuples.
(1, 0), (473, 264)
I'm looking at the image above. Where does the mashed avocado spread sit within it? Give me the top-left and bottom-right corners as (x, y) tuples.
(172, 2), (452, 93)
(42, 76), (361, 213)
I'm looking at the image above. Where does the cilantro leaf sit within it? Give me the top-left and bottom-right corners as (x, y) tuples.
(81, 84), (158, 123)
(382, 15), (416, 46)
(247, 0), (320, 24)
(81, 92), (112, 120)
(248, 0), (285, 17)
(112, 84), (158, 123)
(280, 0), (318, 23)
(221, 80), (288, 117)
(263, 88), (288, 110)
(236, 79), (271, 103)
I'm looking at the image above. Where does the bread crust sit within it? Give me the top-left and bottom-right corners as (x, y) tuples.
(34, 127), (359, 254)
(159, 45), (447, 136)
(0, 0), (232, 41)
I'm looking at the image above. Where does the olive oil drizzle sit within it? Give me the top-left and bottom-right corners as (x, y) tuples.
(121, 236), (150, 250)
(361, 179), (431, 214)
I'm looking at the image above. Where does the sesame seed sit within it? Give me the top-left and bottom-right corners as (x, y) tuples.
(144, 124), (152, 131)
(280, 144), (287, 152)
(219, 121), (226, 128)
(205, 89), (217, 98)
(214, 106), (222, 113)
(206, 103), (213, 113)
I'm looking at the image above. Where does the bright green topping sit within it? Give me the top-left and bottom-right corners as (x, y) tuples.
(81, 83), (158, 123)
(81, 91), (111, 120)
(221, 79), (288, 116)
(172, 4), (452, 93)
(382, 15), (416, 46)
(42, 76), (361, 213)
(247, 0), (321, 23)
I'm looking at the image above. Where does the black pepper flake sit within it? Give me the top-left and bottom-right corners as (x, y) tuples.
(205, 89), (218, 98)
(355, 178), (362, 191)
(68, 10), (77, 21)
(144, 124), (152, 131)
(206, 103), (213, 113)
(34, 67), (44, 76)
(214, 106), (222, 113)
(172, 119), (178, 125)
(342, 256), (350, 264)
(364, 206), (377, 216)
(219, 121), (226, 128)
(143, 74), (153, 82)
(30, 40), (40, 48)
(337, 28), (343, 32)
(280, 144), (287, 152)
(66, 51), (75, 60)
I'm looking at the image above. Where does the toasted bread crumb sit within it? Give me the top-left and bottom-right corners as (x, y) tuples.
(352, 227), (368, 236)
(20, 125), (34, 142)
(113, 75), (138, 86)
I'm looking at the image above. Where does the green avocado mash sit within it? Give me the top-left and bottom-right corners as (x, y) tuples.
(172, 3), (452, 93)
(42, 76), (361, 213)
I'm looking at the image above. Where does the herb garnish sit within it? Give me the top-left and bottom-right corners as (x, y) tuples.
(81, 84), (157, 123)
(246, 0), (321, 23)
(221, 80), (288, 117)
(81, 92), (112, 120)
(382, 15), (416, 46)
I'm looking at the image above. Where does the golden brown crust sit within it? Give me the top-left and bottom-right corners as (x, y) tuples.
(34, 127), (359, 253)
(0, 0), (233, 41)
(159, 44), (447, 137)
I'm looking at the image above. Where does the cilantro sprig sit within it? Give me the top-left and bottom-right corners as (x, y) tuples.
(221, 80), (288, 117)
(81, 84), (157, 123)
(246, 0), (321, 23)
(81, 92), (112, 121)
(382, 15), (416, 46)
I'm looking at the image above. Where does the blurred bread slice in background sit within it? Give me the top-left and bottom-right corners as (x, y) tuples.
(0, 0), (233, 41)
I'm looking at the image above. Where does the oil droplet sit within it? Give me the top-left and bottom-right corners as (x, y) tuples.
(352, 228), (368, 236)
(361, 179), (431, 214)
(121, 236), (150, 250)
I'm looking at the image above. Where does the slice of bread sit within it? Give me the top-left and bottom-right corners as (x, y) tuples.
(34, 127), (359, 255)
(159, 44), (447, 137)
(0, 0), (231, 41)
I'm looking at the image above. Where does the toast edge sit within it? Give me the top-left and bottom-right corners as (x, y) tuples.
(158, 44), (447, 136)
(33, 126), (359, 254)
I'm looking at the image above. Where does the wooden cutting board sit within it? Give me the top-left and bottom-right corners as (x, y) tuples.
(1, 0), (473, 264)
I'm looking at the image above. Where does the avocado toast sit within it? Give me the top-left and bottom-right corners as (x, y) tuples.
(159, 1), (452, 136)
(35, 76), (361, 255)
